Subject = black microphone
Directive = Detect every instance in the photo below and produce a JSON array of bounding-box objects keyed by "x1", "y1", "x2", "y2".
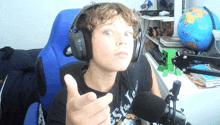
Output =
[{"x1": 132, "y1": 91, "x2": 191, "y2": 125}]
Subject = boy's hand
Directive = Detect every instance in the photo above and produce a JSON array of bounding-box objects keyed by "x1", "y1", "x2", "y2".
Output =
[{"x1": 65, "y1": 74, "x2": 113, "y2": 125}]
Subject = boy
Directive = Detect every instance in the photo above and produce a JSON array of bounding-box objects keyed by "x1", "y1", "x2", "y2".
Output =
[{"x1": 47, "y1": 2, "x2": 161, "y2": 125}]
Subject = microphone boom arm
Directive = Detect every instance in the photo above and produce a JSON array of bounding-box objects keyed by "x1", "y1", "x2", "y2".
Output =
[{"x1": 172, "y1": 53, "x2": 220, "y2": 77}]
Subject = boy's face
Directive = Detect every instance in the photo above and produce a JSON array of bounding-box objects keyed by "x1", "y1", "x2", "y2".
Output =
[{"x1": 91, "y1": 14, "x2": 134, "y2": 72}]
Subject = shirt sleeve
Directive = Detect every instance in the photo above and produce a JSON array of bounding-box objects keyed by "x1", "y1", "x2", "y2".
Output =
[
  {"x1": 47, "y1": 86, "x2": 67, "y2": 125},
  {"x1": 128, "y1": 55, "x2": 152, "y2": 92},
  {"x1": 138, "y1": 55, "x2": 153, "y2": 91}
]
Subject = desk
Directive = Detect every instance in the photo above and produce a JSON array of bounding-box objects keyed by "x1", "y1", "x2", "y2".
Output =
[{"x1": 145, "y1": 52, "x2": 220, "y2": 125}]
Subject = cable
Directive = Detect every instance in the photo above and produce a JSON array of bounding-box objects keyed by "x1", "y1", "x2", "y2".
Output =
[
  {"x1": 173, "y1": 101, "x2": 176, "y2": 123},
  {"x1": 0, "y1": 75, "x2": 8, "y2": 118},
  {"x1": 214, "y1": 38, "x2": 220, "y2": 54}
]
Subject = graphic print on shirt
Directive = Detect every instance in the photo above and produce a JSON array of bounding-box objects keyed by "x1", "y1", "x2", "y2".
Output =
[
  {"x1": 117, "y1": 114, "x2": 136, "y2": 125},
  {"x1": 110, "y1": 80, "x2": 138, "y2": 125}
]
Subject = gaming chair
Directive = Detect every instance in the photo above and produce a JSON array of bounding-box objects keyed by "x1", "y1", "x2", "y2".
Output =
[{"x1": 23, "y1": 9, "x2": 83, "y2": 125}]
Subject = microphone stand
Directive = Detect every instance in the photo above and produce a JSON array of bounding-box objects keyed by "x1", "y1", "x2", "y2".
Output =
[{"x1": 165, "y1": 80, "x2": 182, "y2": 125}]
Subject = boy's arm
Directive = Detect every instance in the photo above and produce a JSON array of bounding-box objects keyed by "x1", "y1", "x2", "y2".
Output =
[{"x1": 149, "y1": 62, "x2": 161, "y2": 98}]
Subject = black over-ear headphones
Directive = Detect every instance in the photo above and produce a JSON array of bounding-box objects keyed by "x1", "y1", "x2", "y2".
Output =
[{"x1": 68, "y1": 3, "x2": 144, "y2": 62}]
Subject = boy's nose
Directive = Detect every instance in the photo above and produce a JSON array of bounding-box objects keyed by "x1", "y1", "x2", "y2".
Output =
[
  {"x1": 116, "y1": 34, "x2": 127, "y2": 45},
  {"x1": 119, "y1": 40, "x2": 127, "y2": 45}
]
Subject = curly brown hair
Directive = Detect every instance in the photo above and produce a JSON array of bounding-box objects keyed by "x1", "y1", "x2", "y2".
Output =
[{"x1": 76, "y1": 2, "x2": 141, "y2": 40}]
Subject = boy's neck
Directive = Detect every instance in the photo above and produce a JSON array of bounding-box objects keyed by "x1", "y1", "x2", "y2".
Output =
[{"x1": 84, "y1": 60, "x2": 117, "y2": 93}]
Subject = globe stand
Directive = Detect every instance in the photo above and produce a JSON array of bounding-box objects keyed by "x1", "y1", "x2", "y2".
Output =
[{"x1": 210, "y1": 30, "x2": 220, "y2": 54}]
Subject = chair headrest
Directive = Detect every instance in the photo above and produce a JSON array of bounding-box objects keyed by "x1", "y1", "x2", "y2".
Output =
[{"x1": 35, "y1": 9, "x2": 81, "y2": 112}]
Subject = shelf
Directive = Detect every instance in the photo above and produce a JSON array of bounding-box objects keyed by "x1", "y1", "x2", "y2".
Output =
[
  {"x1": 160, "y1": 36, "x2": 185, "y2": 47},
  {"x1": 145, "y1": 34, "x2": 159, "y2": 45},
  {"x1": 145, "y1": 34, "x2": 187, "y2": 53},
  {"x1": 142, "y1": 15, "x2": 174, "y2": 22},
  {"x1": 158, "y1": 42, "x2": 186, "y2": 53}
]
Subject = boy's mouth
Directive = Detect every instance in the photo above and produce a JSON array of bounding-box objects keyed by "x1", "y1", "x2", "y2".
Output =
[
  {"x1": 115, "y1": 51, "x2": 128, "y2": 56},
  {"x1": 115, "y1": 51, "x2": 129, "y2": 58}
]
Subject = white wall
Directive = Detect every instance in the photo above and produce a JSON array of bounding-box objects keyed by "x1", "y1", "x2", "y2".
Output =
[
  {"x1": 0, "y1": 0, "x2": 147, "y2": 50},
  {"x1": 1, "y1": 0, "x2": 220, "y2": 50}
]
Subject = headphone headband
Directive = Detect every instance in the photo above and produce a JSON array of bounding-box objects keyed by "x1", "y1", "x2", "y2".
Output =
[{"x1": 69, "y1": 3, "x2": 108, "y2": 33}]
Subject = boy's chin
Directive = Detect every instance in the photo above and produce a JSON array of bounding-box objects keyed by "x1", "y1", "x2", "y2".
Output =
[
  {"x1": 113, "y1": 63, "x2": 130, "y2": 72},
  {"x1": 117, "y1": 68, "x2": 128, "y2": 72}
]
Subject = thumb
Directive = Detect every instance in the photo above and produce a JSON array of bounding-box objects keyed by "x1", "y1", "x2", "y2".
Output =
[{"x1": 65, "y1": 74, "x2": 80, "y2": 100}]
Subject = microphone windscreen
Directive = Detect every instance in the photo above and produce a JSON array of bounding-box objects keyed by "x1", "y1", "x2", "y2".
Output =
[{"x1": 132, "y1": 91, "x2": 167, "y2": 122}]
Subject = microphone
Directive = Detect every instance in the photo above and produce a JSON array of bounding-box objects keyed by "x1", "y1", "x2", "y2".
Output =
[{"x1": 132, "y1": 91, "x2": 191, "y2": 125}]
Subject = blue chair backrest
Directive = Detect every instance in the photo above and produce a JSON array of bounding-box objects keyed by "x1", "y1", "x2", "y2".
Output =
[{"x1": 35, "y1": 9, "x2": 81, "y2": 113}]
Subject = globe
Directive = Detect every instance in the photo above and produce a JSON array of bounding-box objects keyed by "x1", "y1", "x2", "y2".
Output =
[{"x1": 177, "y1": 6, "x2": 220, "y2": 51}]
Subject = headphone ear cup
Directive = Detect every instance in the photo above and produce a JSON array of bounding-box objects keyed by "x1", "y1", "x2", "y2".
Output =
[
  {"x1": 81, "y1": 29, "x2": 93, "y2": 61},
  {"x1": 131, "y1": 39, "x2": 140, "y2": 62},
  {"x1": 69, "y1": 30, "x2": 86, "y2": 60},
  {"x1": 132, "y1": 28, "x2": 144, "y2": 62}
]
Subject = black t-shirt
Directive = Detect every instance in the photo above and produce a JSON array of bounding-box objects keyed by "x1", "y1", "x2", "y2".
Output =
[{"x1": 47, "y1": 55, "x2": 152, "y2": 125}]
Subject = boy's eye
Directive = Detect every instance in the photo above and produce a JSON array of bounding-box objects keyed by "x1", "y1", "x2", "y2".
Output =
[
  {"x1": 104, "y1": 30, "x2": 113, "y2": 35},
  {"x1": 124, "y1": 32, "x2": 132, "y2": 37}
]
